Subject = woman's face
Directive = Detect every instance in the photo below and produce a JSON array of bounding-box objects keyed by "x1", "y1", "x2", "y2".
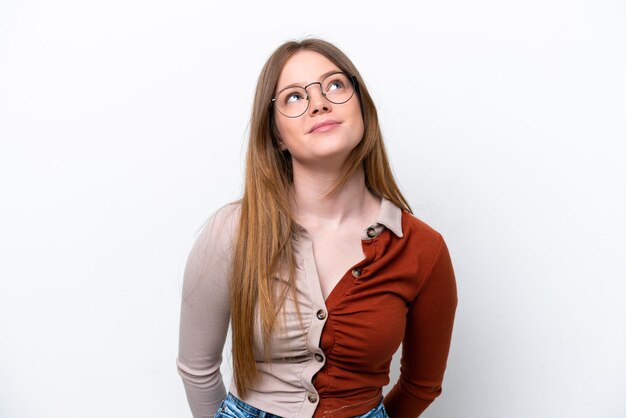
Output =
[{"x1": 272, "y1": 50, "x2": 364, "y2": 169}]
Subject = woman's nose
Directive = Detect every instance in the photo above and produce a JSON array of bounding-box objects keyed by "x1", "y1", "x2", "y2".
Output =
[{"x1": 306, "y1": 83, "x2": 332, "y2": 116}]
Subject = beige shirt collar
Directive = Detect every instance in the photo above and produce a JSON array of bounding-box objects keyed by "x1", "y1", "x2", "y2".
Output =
[{"x1": 377, "y1": 197, "x2": 404, "y2": 239}]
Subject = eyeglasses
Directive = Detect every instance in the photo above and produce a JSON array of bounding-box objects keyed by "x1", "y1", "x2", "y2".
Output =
[{"x1": 271, "y1": 71, "x2": 357, "y2": 118}]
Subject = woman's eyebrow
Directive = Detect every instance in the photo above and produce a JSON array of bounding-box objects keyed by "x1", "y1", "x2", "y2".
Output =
[{"x1": 276, "y1": 70, "x2": 341, "y2": 93}]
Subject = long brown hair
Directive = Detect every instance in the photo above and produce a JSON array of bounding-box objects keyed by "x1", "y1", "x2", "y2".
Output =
[{"x1": 230, "y1": 38, "x2": 411, "y2": 396}]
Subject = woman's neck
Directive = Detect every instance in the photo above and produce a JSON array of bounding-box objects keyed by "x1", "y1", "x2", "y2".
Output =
[{"x1": 290, "y1": 163, "x2": 379, "y2": 229}]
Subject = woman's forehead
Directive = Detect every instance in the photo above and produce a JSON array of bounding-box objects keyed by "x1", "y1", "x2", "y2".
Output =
[{"x1": 276, "y1": 50, "x2": 341, "y2": 90}]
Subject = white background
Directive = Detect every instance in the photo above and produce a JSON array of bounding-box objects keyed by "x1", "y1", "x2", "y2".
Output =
[{"x1": 1, "y1": 1, "x2": 625, "y2": 417}]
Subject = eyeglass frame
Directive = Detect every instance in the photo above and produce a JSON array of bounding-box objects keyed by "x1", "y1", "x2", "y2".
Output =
[{"x1": 270, "y1": 71, "x2": 359, "y2": 118}]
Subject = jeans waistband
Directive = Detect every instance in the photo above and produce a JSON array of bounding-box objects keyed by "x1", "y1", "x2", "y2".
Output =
[
  {"x1": 221, "y1": 393, "x2": 281, "y2": 417},
  {"x1": 219, "y1": 392, "x2": 387, "y2": 418}
]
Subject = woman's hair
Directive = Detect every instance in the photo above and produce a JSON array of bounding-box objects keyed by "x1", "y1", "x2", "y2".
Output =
[{"x1": 230, "y1": 38, "x2": 412, "y2": 396}]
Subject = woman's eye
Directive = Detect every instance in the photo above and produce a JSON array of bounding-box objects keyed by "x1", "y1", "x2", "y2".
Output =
[
  {"x1": 327, "y1": 80, "x2": 344, "y2": 91},
  {"x1": 285, "y1": 92, "x2": 304, "y2": 104}
]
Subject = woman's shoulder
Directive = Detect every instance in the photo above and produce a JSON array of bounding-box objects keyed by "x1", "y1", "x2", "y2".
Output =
[
  {"x1": 400, "y1": 211, "x2": 454, "y2": 275},
  {"x1": 193, "y1": 200, "x2": 242, "y2": 255},
  {"x1": 206, "y1": 200, "x2": 242, "y2": 227},
  {"x1": 400, "y1": 210, "x2": 446, "y2": 247}
]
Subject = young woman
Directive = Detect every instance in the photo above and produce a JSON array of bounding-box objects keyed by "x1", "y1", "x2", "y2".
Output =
[{"x1": 177, "y1": 38, "x2": 458, "y2": 418}]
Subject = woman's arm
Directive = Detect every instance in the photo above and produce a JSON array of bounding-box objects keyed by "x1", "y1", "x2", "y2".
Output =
[
  {"x1": 177, "y1": 204, "x2": 239, "y2": 418},
  {"x1": 384, "y1": 236, "x2": 458, "y2": 418}
]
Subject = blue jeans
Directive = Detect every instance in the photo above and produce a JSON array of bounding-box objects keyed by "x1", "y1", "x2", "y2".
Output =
[{"x1": 215, "y1": 392, "x2": 389, "y2": 418}]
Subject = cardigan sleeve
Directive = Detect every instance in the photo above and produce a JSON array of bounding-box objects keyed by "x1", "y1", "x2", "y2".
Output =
[
  {"x1": 176, "y1": 203, "x2": 239, "y2": 418},
  {"x1": 384, "y1": 235, "x2": 458, "y2": 418}
]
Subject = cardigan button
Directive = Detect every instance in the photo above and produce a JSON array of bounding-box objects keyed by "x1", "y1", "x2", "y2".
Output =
[
  {"x1": 366, "y1": 227, "x2": 377, "y2": 238},
  {"x1": 316, "y1": 309, "x2": 327, "y2": 320},
  {"x1": 307, "y1": 392, "x2": 318, "y2": 403},
  {"x1": 351, "y1": 268, "x2": 361, "y2": 278},
  {"x1": 314, "y1": 353, "x2": 324, "y2": 362}
]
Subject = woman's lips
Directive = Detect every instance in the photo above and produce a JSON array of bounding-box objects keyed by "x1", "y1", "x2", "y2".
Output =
[{"x1": 308, "y1": 121, "x2": 340, "y2": 134}]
